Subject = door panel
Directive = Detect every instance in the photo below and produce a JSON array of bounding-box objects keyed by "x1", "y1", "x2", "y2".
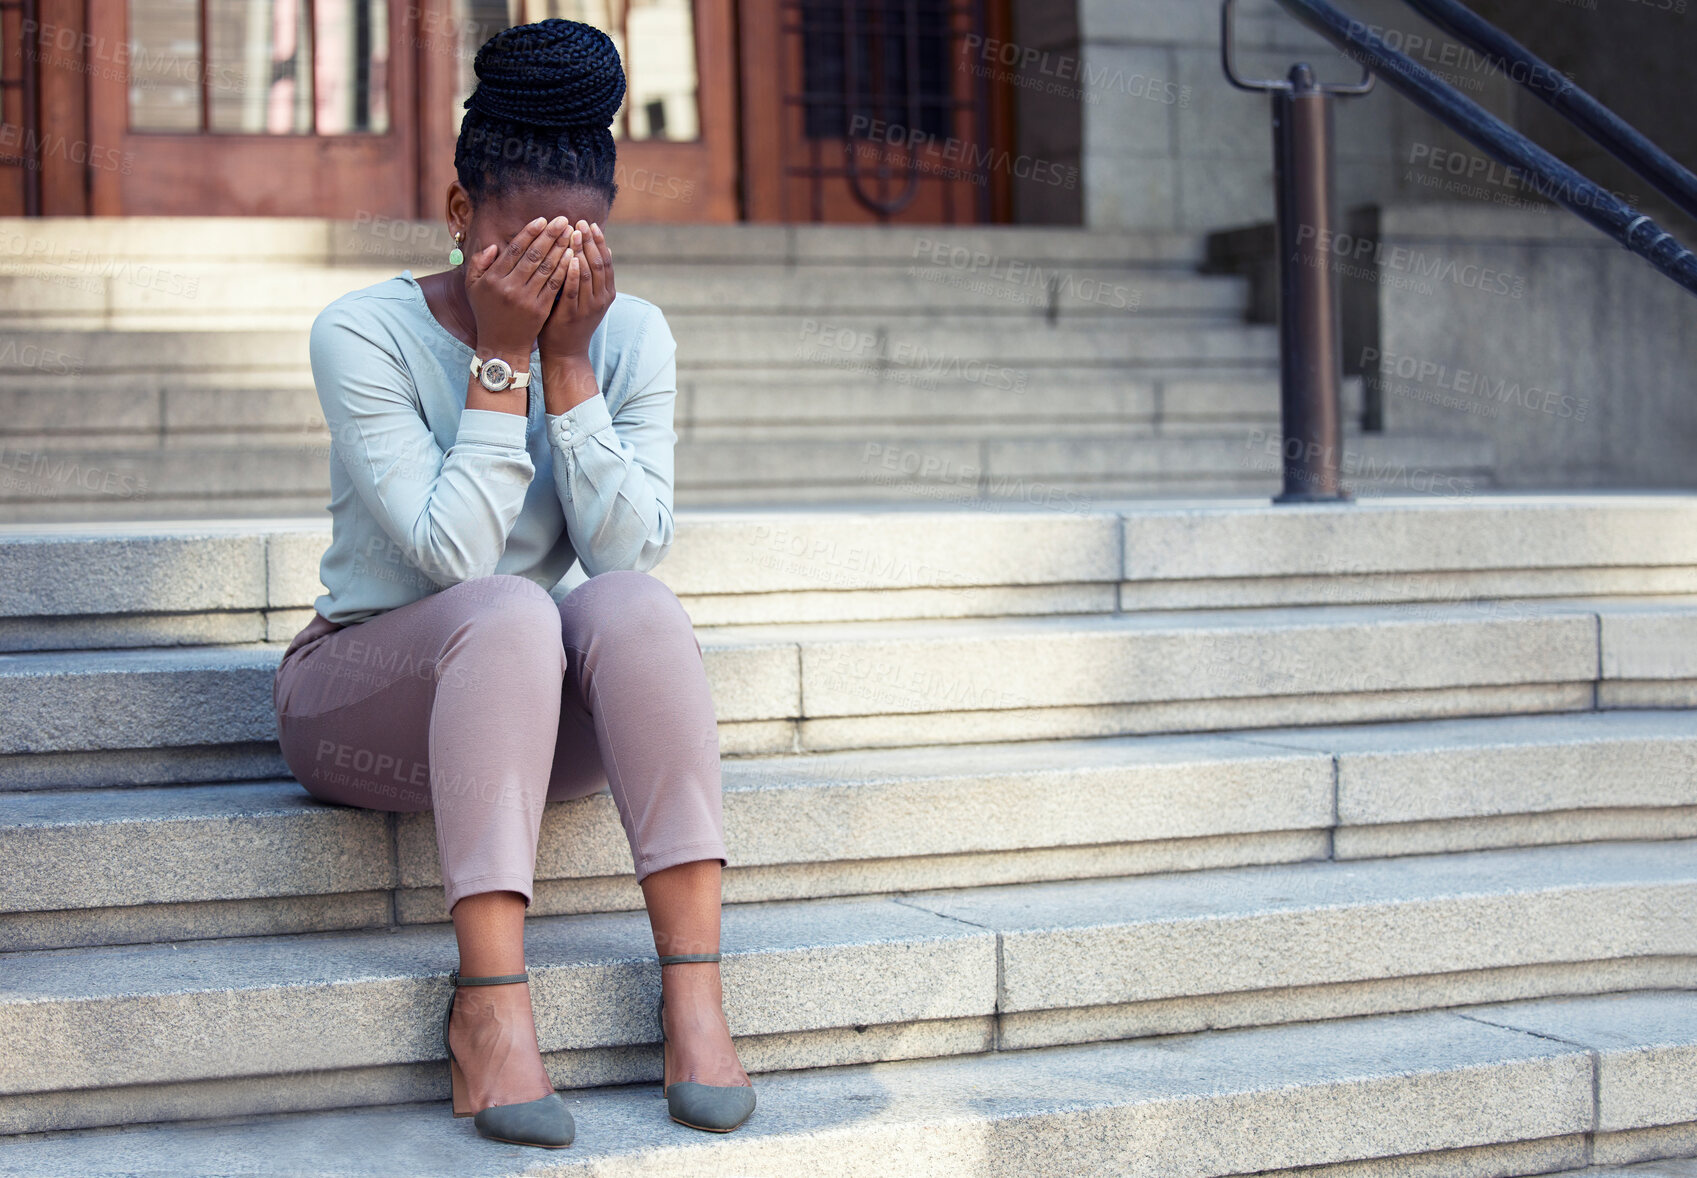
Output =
[
  {"x1": 89, "y1": 0, "x2": 416, "y2": 217},
  {"x1": 740, "y1": 0, "x2": 1009, "y2": 223}
]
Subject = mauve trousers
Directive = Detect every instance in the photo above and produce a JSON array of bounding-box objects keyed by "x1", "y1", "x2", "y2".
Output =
[{"x1": 272, "y1": 570, "x2": 727, "y2": 913}]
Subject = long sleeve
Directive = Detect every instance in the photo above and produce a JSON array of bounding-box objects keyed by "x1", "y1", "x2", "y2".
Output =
[
  {"x1": 309, "y1": 303, "x2": 535, "y2": 587},
  {"x1": 544, "y1": 305, "x2": 677, "y2": 576}
]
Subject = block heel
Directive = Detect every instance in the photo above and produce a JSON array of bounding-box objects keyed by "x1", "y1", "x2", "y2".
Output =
[
  {"x1": 442, "y1": 968, "x2": 575, "y2": 1148},
  {"x1": 657, "y1": 952, "x2": 756, "y2": 1133}
]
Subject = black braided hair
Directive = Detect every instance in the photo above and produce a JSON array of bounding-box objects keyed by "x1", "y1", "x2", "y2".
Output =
[{"x1": 454, "y1": 18, "x2": 626, "y2": 206}]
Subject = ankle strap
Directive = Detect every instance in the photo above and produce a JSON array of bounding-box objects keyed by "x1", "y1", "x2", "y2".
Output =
[
  {"x1": 658, "y1": 953, "x2": 720, "y2": 965},
  {"x1": 451, "y1": 969, "x2": 529, "y2": 985}
]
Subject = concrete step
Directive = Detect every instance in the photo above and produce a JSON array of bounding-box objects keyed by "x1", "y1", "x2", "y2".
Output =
[
  {"x1": 0, "y1": 217, "x2": 1212, "y2": 268},
  {"x1": 664, "y1": 429, "x2": 1488, "y2": 498},
  {"x1": 2, "y1": 989, "x2": 1694, "y2": 1173},
  {"x1": 6, "y1": 497, "x2": 1694, "y2": 644},
  {"x1": 0, "y1": 318, "x2": 1279, "y2": 378},
  {"x1": 677, "y1": 373, "x2": 1359, "y2": 440},
  {"x1": 676, "y1": 315, "x2": 1282, "y2": 368},
  {"x1": 4, "y1": 711, "x2": 1693, "y2": 952},
  {"x1": 0, "y1": 265, "x2": 1250, "y2": 330},
  {"x1": 3, "y1": 841, "x2": 1695, "y2": 1135},
  {"x1": 1, "y1": 370, "x2": 1353, "y2": 448},
  {"x1": 0, "y1": 430, "x2": 1491, "y2": 521},
  {"x1": 6, "y1": 370, "x2": 1350, "y2": 448},
  {"x1": 5, "y1": 595, "x2": 1680, "y2": 782}
]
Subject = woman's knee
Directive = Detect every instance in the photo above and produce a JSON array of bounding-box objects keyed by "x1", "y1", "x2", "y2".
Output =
[
  {"x1": 442, "y1": 575, "x2": 566, "y2": 646},
  {"x1": 560, "y1": 569, "x2": 694, "y2": 647}
]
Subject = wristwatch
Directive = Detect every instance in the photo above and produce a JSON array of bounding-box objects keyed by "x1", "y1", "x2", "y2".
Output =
[{"x1": 469, "y1": 354, "x2": 532, "y2": 393}]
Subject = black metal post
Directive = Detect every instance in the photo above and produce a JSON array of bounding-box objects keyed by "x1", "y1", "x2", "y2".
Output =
[
  {"x1": 1272, "y1": 63, "x2": 1348, "y2": 502},
  {"x1": 1222, "y1": 0, "x2": 1369, "y2": 504}
]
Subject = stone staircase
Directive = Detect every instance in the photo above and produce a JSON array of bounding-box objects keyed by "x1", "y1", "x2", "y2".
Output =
[
  {"x1": 2, "y1": 492, "x2": 1696, "y2": 1174},
  {"x1": 0, "y1": 218, "x2": 1492, "y2": 520}
]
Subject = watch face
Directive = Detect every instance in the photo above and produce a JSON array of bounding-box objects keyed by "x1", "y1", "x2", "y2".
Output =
[{"x1": 478, "y1": 357, "x2": 513, "y2": 391}]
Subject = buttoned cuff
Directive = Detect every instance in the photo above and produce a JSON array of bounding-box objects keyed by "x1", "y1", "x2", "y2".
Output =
[
  {"x1": 546, "y1": 391, "x2": 614, "y2": 450},
  {"x1": 454, "y1": 407, "x2": 529, "y2": 450}
]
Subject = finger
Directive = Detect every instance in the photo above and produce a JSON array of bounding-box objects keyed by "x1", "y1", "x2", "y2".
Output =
[
  {"x1": 494, "y1": 215, "x2": 550, "y2": 279},
  {"x1": 593, "y1": 223, "x2": 615, "y2": 301},
  {"x1": 536, "y1": 233, "x2": 571, "y2": 293},
  {"x1": 561, "y1": 251, "x2": 583, "y2": 306},
  {"x1": 566, "y1": 227, "x2": 588, "y2": 312},
  {"x1": 537, "y1": 236, "x2": 572, "y2": 302},
  {"x1": 514, "y1": 216, "x2": 570, "y2": 287},
  {"x1": 579, "y1": 222, "x2": 608, "y2": 302},
  {"x1": 464, "y1": 241, "x2": 501, "y2": 283},
  {"x1": 525, "y1": 220, "x2": 573, "y2": 296}
]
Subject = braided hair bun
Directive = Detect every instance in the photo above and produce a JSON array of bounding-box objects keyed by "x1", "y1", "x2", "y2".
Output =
[
  {"x1": 465, "y1": 19, "x2": 625, "y2": 128},
  {"x1": 455, "y1": 18, "x2": 626, "y2": 204}
]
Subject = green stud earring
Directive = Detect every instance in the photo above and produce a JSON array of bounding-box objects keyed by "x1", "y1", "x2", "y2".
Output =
[{"x1": 448, "y1": 230, "x2": 464, "y2": 266}]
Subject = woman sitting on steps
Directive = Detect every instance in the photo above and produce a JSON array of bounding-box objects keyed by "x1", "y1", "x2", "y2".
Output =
[{"x1": 270, "y1": 16, "x2": 753, "y2": 1150}]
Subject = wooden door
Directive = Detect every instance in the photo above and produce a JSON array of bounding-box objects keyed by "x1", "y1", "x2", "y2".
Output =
[
  {"x1": 0, "y1": 0, "x2": 93, "y2": 215},
  {"x1": 86, "y1": 1, "x2": 419, "y2": 218},
  {"x1": 415, "y1": 0, "x2": 739, "y2": 224},
  {"x1": 739, "y1": 0, "x2": 1011, "y2": 223}
]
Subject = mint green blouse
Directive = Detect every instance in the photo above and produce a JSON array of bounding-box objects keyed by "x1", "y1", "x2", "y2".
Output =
[{"x1": 306, "y1": 269, "x2": 678, "y2": 625}]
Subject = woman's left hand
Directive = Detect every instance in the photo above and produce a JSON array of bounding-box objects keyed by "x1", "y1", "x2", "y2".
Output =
[{"x1": 539, "y1": 220, "x2": 616, "y2": 361}]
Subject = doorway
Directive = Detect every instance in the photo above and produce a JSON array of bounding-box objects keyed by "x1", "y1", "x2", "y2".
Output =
[
  {"x1": 60, "y1": 0, "x2": 737, "y2": 220},
  {"x1": 738, "y1": 0, "x2": 1012, "y2": 222}
]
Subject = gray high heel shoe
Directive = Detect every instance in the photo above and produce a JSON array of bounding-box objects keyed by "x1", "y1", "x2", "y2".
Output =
[
  {"x1": 657, "y1": 952, "x2": 756, "y2": 1132},
  {"x1": 443, "y1": 969, "x2": 575, "y2": 1148}
]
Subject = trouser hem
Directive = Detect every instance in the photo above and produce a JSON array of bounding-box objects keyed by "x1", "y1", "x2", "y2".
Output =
[
  {"x1": 445, "y1": 873, "x2": 536, "y2": 914},
  {"x1": 632, "y1": 840, "x2": 731, "y2": 885}
]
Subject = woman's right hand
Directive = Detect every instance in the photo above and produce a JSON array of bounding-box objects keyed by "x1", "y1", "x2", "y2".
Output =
[{"x1": 463, "y1": 215, "x2": 574, "y2": 357}]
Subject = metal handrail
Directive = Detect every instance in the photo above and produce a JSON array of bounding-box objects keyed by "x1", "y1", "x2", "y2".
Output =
[
  {"x1": 1222, "y1": 0, "x2": 1373, "y2": 95},
  {"x1": 1401, "y1": 0, "x2": 1697, "y2": 224},
  {"x1": 1271, "y1": 0, "x2": 1697, "y2": 297}
]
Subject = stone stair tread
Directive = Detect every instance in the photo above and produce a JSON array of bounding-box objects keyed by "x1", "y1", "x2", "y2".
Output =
[
  {"x1": 0, "y1": 889, "x2": 985, "y2": 1004},
  {"x1": 6, "y1": 596, "x2": 1684, "y2": 758},
  {"x1": 910, "y1": 835, "x2": 1697, "y2": 925},
  {"x1": 0, "y1": 219, "x2": 1212, "y2": 266},
  {"x1": 692, "y1": 593, "x2": 1635, "y2": 642},
  {"x1": 0, "y1": 777, "x2": 321, "y2": 828},
  {"x1": 0, "y1": 594, "x2": 1652, "y2": 664},
  {"x1": 5, "y1": 496, "x2": 1696, "y2": 614},
  {"x1": 4, "y1": 836, "x2": 1692, "y2": 1025},
  {"x1": 4, "y1": 709, "x2": 1692, "y2": 927},
  {"x1": 0, "y1": 989, "x2": 1691, "y2": 1176}
]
